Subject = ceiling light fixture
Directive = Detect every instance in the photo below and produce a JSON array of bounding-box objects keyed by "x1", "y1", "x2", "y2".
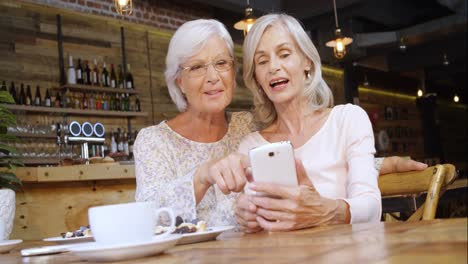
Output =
[
  {"x1": 453, "y1": 94, "x2": 459, "y2": 103},
  {"x1": 326, "y1": 0, "x2": 353, "y2": 59},
  {"x1": 443, "y1": 53, "x2": 450, "y2": 66},
  {"x1": 114, "y1": 0, "x2": 133, "y2": 16},
  {"x1": 417, "y1": 89, "x2": 423, "y2": 97},
  {"x1": 399, "y1": 37, "x2": 407, "y2": 51},
  {"x1": 363, "y1": 73, "x2": 370, "y2": 86},
  {"x1": 234, "y1": 0, "x2": 256, "y2": 36}
]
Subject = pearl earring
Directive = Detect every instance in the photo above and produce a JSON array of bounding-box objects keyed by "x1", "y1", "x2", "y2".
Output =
[{"x1": 305, "y1": 67, "x2": 311, "y2": 79}]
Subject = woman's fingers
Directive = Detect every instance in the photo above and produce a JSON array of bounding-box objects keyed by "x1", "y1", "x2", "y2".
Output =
[
  {"x1": 207, "y1": 154, "x2": 251, "y2": 194},
  {"x1": 256, "y1": 216, "x2": 293, "y2": 232},
  {"x1": 230, "y1": 158, "x2": 247, "y2": 192},
  {"x1": 256, "y1": 208, "x2": 294, "y2": 222},
  {"x1": 250, "y1": 195, "x2": 298, "y2": 212},
  {"x1": 235, "y1": 194, "x2": 263, "y2": 233}
]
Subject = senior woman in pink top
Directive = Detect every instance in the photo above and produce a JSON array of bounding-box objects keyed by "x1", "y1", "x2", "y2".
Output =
[{"x1": 210, "y1": 14, "x2": 384, "y2": 232}]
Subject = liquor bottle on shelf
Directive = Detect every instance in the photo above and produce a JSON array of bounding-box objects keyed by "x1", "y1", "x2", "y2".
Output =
[
  {"x1": 110, "y1": 129, "x2": 117, "y2": 154},
  {"x1": 122, "y1": 93, "x2": 129, "y2": 111},
  {"x1": 26, "y1": 85, "x2": 32, "y2": 106},
  {"x1": 128, "y1": 130, "x2": 134, "y2": 160},
  {"x1": 89, "y1": 93, "x2": 95, "y2": 110},
  {"x1": 95, "y1": 93, "x2": 102, "y2": 110},
  {"x1": 126, "y1": 64, "x2": 134, "y2": 89},
  {"x1": 73, "y1": 93, "x2": 81, "y2": 109},
  {"x1": 76, "y1": 58, "x2": 83, "y2": 84},
  {"x1": 9, "y1": 82, "x2": 17, "y2": 104},
  {"x1": 110, "y1": 64, "x2": 117, "y2": 88},
  {"x1": 18, "y1": 84, "x2": 26, "y2": 105},
  {"x1": 117, "y1": 128, "x2": 123, "y2": 152},
  {"x1": 92, "y1": 58, "x2": 100, "y2": 86},
  {"x1": 115, "y1": 93, "x2": 121, "y2": 111},
  {"x1": 84, "y1": 61, "x2": 92, "y2": 85},
  {"x1": 101, "y1": 93, "x2": 108, "y2": 110},
  {"x1": 102, "y1": 62, "x2": 109, "y2": 87},
  {"x1": 123, "y1": 130, "x2": 129, "y2": 155},
  {"x1": 64, "y1": 89, "x2": 71, "y2": 108},
  {"x1": 117, "y1": 65, "x2": 124, "y2": 89},
  {"x1": 45, "y1": 88, "x2": 51, "y2": 107},
  {"x1": 34, "y1": 85, "x2": 42, "y2": 106},
  {"x1": 54, "y1": 91, "x2": 62, "y2": 108},
  {"x1": 109, "y1": 93, "x2": 115, "y2": 111},
  {"x1": 135, "y1": 96, "x2": 141, "y2": 112},
  {"x1": 67, "y1": 54, "x2": 76, "y2": 85},
  {"x1": 1, "y1": 81, "x2": 6, "y2": 91},
  {"x1": 82, "y1": 92, "x2": 88, "y2": 109}
]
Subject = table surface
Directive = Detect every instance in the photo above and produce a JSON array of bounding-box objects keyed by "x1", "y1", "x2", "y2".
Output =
[{"x1": 1, "y1": 218, "x2": 466, "y2": 264}]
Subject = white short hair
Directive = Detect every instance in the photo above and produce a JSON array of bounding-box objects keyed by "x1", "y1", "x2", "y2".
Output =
[
  {"x1": 243, "y1": 14, "x2": 334, "y2": 126},
  {"x1": 165, "y1": 19, "x2": 235, "y2": 112}
]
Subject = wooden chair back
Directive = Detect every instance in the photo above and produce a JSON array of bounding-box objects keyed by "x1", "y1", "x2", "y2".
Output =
[{"x1": 378, "y1": 164, "x2": 457, "y2": 221}]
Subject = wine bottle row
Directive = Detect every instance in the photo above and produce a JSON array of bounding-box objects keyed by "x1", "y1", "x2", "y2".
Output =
[
  {"x1": 109, "y1": 127, "x2": 138, "y2": 159},
  {"x1": 1, "y1": 80, "x2": 141, "y2": 112},
  {"x1": 67, "y1": 55, "x2": 135, "y2": 89}
]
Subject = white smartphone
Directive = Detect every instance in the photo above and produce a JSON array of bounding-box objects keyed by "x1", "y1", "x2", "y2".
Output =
[{"x1": 249, "y1": 141, "x2": 298, "y2": 188}]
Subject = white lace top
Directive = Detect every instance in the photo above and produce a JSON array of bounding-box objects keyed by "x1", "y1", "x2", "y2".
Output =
[{"x1": 134, "y1": 112, "x2": 256, "y2": 226}]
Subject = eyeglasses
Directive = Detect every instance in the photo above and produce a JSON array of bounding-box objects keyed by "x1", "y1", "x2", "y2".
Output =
[{"x1": 179, "y1": 58, "x2": 234, "y2": 77}]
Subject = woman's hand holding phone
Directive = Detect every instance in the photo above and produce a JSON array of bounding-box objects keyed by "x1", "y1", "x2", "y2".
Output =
[{"x1": 247, "y1": 159, "x2": 351, "y2": 231}]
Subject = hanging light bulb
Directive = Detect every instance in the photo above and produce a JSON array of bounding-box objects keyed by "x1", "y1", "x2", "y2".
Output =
[
  {"x1": 234, "y1": 0, "x2": 256, "y2": 36},
  {"x1": 417, "y1": 89, "x2": 423, "y2": 97},
  {"x1": 363, "y1": 73, "x2": 370, "y2": 87},
  {"x1": 453, "y1": 94, "x2": 459, "y2": 103},
  {"x1": 399, "y1": 37, "x2": 407, "y2": 51},
  {"x1": 326, "y1": 0, "x2": 353, "y2": 59},
  {"x1": 114, "y1": 0, "x2": 133, "y2": 15},
  {"x1": 443, "y1": 53, "x2": 450, "y2": 66}
]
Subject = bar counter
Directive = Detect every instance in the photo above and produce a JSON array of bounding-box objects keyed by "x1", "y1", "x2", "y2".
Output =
[{"x1": 11, "y1": 163, "x2": 136, "y2": 240}]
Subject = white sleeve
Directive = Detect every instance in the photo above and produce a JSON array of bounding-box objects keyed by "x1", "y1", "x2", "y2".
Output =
[
  {"x1": 134, "y1": 128, "x2": 197, "y2": 222},
  {"x1": 342, "y1": 105, "x2": 382, "y2": 223}
]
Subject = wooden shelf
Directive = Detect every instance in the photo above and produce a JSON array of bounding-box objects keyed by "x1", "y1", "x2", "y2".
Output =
[
  {"x1": 9, "y1": 132, "x2": 56, "y2": 139},
  {"x1": 57, "y1": 84, "x2": 139, "y2": 95},
  {"x1": 1, "y1": 104, "x2": 148, "y2": 117},
  {"x1": 20, "y1": 158, "x2": 60, "y2": 165},
  {"x1": 14, "y1": 163, "x2": 135, "y2": 182}
]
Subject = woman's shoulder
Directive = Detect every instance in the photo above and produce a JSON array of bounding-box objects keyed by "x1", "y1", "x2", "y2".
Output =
[
  {"x1": 331, "y1": 104, "x2": 369, "y2": 121},
  {"x1": 135, "y1": 121, "x2": 174, "y2": 147}
]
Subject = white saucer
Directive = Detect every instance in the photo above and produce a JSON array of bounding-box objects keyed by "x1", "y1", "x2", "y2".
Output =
[
  {"x1": 0, "y1": 239, "x2": 23, "y2": 254},
  {"x1": 43, "y1": 235, "x2": 95, "y2": 244},
  {"x1": 177, "y1": 226, "x2": 234, "y2": 245},
  {"x1": 68, "y1": 235, "x2": 181, "y2": 262}
]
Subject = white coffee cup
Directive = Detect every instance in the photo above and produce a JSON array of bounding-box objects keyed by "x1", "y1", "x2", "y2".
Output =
[
  {"x1": 0, "y1": 218, "x2": 5, "y2": 241},
  {"x1": 88, "y1": 202, "x2": 175, "y2": 245}
]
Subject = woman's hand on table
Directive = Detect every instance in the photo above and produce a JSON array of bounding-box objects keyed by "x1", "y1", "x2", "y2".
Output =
[{"x1": 248, "y1": 159, "x2": 350, "y2": 232}]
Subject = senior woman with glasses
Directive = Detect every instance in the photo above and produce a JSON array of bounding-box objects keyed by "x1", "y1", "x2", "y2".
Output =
[
  {"x1": 133, "y1": 18, "x2": 427, "y2": 228},
  {"x1": 134, "y1": 19, "x2": 256, "y2": 226}
]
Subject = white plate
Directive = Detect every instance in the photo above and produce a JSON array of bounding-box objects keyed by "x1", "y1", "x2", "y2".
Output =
[
  {"x1": 176, "y1": 226, "x2": 234, "y2": 245},
  {"x1": 43, "y1": 235, "x2": 95, "y2": 244},
  {"x1": 0, "y1": 239, "x2": 23, "y2": 253},
  {"x1": 68, "y1": 235, "x2": 181, "y2": 262}
]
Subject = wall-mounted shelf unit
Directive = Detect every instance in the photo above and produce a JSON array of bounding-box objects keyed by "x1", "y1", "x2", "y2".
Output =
[{"x1": 1, "y1": 104, "x2": 148, "y2": 117}]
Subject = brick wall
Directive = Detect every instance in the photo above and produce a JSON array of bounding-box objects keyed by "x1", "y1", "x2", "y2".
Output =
[{"x1": 23, "y1": 0, "x2": 214, "y2": 30}]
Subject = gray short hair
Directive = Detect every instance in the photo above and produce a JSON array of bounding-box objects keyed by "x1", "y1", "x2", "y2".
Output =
[
  {"x1": 243, "y1": 14, "x2": 334, "y2": 126},
  {"x1": 165, "y1": 19, "x2": 235, "y2": 112}
]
